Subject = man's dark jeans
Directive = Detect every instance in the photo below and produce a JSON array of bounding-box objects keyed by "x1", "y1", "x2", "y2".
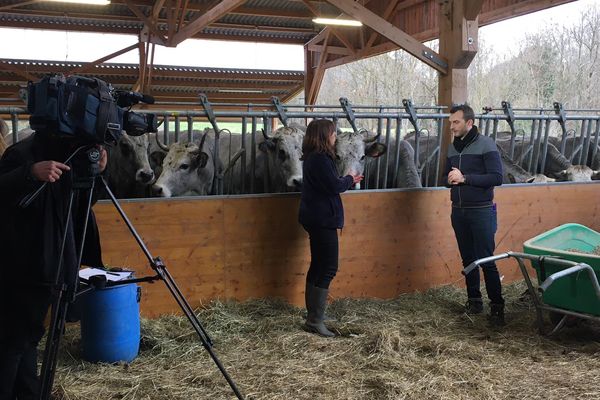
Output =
[{"x1": 451, "y1": 206, "x2": 504, "y2": 305}]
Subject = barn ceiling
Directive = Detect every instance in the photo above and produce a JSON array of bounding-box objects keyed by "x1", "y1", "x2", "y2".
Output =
[{"x1": 0, "y1": 0, "x2": 577, "y2": 111}]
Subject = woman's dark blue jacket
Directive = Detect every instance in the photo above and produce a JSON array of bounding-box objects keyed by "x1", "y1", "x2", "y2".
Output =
[{"x1": 298, "y1": 152, "x2": 353, "y2": 229}]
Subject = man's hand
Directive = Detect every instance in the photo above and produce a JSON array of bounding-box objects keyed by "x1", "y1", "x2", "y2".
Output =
[
  {"x1": 30, "y1": 161, "x2": 70, "y2": 182},
  {"x1": 448, "y1": 167, "x2": 466, "y2": 185},
  {"x1": 98, "y1": 145, "x2": 107, "y2": 173}
]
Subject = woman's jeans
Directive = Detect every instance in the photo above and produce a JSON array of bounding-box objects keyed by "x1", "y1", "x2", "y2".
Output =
[
  {"x1": 303, "y1": 225, "x2": 339, "y2": 289},
  {"x1": 451, "y1": 206, "x2": 504, "y2": 305}
]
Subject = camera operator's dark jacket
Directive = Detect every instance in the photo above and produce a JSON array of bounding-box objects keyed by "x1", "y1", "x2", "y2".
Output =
[
  {"x1": 0, "y1": 134, "x2": 103, "y2": 286},
  {"x1": 299, "y1": 152, "x2": 354, "y2": 229}
]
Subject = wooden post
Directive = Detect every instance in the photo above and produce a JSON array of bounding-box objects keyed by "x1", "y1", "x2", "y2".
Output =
[{"x1": 437, "y1": 0, "x2": 481, "y2": 185}]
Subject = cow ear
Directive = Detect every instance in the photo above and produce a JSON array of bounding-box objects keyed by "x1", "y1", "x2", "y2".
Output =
[
  {"x1": 197, "y1": 152, "x2": 209, "y2": 169},
  {"x1": 507, "y1": 173, "x2": 517, "y2": 183},
  {"x1": 366, "y1": 142, "x2": 387, "y2": 158}
]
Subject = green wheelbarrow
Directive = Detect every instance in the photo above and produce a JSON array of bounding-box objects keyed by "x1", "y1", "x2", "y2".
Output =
[{"x1": 463, "y1": 224, "x2": 600, "y2": 335}]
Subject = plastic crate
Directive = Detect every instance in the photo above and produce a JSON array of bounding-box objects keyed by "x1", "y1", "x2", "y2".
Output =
[{"x1": 523, "y1": 223, "x2": 600, "y2": 316}]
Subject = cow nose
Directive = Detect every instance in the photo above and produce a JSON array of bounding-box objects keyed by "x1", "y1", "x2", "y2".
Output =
[
  {"x1": 139, "y1": 170, "x2": 154, "y2": 183},
  {"x1": 293, "y1": 178, "x2": 302, "y2": 188},
  {"x1": 151, "y1": 185, "x2": 164, "y2": 197}
]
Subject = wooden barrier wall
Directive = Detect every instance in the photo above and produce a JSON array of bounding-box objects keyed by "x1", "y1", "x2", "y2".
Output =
[{"x1": 94, "y1": 182, "x2": 600, "y2": 318}]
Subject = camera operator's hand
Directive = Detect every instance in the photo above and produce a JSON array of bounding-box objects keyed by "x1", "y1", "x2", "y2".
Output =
[
  {"x1": 97, "y1": 145, "x2": 107, "y2": 173},
  {"x1": 30, "y1": 161, "x2": 70, "y2": 183}
]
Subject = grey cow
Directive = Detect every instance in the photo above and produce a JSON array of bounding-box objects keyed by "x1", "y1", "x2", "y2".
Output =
[
  {"x1": 105, "y1": 133, "x2": 155, "y2": 198},
  {"x1": 335, "y1": 130, "x2": 387, "y2": 188},
  {"x1": 152, "y1": 130, "x2": 225, "y2": 197},
  {"x1": 258, "y1": 125, "x2": 304, "y2": 192}
]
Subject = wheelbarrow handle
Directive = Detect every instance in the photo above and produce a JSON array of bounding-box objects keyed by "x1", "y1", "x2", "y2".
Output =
[
  {"x1": 462, "y1": 253, "x2": 511, "y2": 275},
  {"x1": 539, "y1": 263, "x2": 600, "y2": 299}
]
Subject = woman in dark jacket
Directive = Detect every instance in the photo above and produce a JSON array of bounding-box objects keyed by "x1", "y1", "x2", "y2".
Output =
[{"x1": 299, "y1": 119, "x2": 362, "y2": 337}]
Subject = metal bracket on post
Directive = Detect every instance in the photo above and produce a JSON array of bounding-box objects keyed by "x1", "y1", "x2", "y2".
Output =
[
  {"x1": 502, "y1": 101, "x2": 518, "y2": 159},
  {"x1": 339, "y1": 97, "x2": 358, "y2": 133},
  {"x1": 198, "y1": 93, "x2": 222, "y2": 194},
  {"x1": 403, "y1": 99, "x2": 421, "y2": 168},
  {"x1": 402, "y1": 99, "x2": 419, "y2": 133},
  {"x1": 554, "y1": 102, "x2": 568, "y2": 154},
  {"x1": 199, "y1": 93, "x2": 220, "y2": 133},
  {"x1": 271, "y1": 97, "x2": 288, "y2": 127}
]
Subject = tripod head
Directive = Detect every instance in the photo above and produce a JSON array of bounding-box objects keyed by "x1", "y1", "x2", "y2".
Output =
[{"x1": 72, "y1": 146, "x2": 102, "y2": 189}]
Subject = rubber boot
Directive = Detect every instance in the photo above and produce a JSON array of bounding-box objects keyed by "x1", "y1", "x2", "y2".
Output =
[
  {"x1": 488, "y1": 303, "x2": 505, "y2": 326},
  {"x1": 305, "y1": 284, "x2": 335, "y2": 337},
  {"x1": 305, "y1": 281, "x2": 336, "y2": 322},
  {"x1": 465, "y1": 298, "x2": 483, "y2": 314}
]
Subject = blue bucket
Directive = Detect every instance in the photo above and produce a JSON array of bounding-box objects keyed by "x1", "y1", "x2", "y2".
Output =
[{"x1": 80, "y1": 283, "x2": 141, "y2": 363}]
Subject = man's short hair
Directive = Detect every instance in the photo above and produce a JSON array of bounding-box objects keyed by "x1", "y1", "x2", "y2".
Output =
[{"x1": 450, "y1": 104, "x2": 475, "y2": 123}]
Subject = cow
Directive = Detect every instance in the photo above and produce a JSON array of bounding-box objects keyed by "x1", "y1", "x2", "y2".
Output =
[
  {"x1": 548, "y1": 136, "x2": 600, "y2": 169},
  {"x1": 105, "y1": 133, "x2": 155, "y2": 198},
  {"x1": 364, "y1": 138, "x2": 421, "y2": 189},
  {"x1": 335, "y1": 129, "x2": 387, "y2": 189},
  {"x1": 498, "y1": 145, "x2": 555, "y2": 183},
  {"x1": 258, "y1": 125, "x2": 304, "y2": 192},
  {"x1": 151, "y1": 130, "x2": 229, "y2": 197},
  {"x1": 553, "y1": 165, "x2": 600, "y2": 182}
]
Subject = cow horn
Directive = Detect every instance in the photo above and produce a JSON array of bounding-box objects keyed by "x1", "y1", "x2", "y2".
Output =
[
  {"x1": 261, "y1": 128, "x2": 273, "y2": 141},
  {"x1": 361, "y1": 129, "x2": 381, "y2": 143},
  {"x1": 155, "y1": 133, "x2": 170, "y2": 152},
  {"x1": 199, "y1": 131, "x2": 208, "y2": 152}
]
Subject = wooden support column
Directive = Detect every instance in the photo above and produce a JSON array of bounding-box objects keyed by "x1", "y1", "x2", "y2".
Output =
[{"x1": 437, "y1": 0, "x2": 482, "y2": 185}]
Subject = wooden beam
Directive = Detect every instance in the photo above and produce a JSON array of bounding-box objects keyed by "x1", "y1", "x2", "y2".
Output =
[
  {"x1": 465, "y1": 0, "x2": 484, "y2": 20},
  {"x1": 330, "y1": 28, "x2": 357, "y2": 56},
  {"x1": 324, "y1": 0, "x2": 447, "y2": 74},
  {"x1": 437, "y1": 0, "x2": 477, "y2": 186},
  {"x1": 169, "y1": 0, "x2": 246, "y2": 47},
  {"x1": 124, "y1": 0, "x2": 168, "y2": 44},
  {"x1": 307, "y1": 44, "x2": 352, "y2": 56},
  {"x1": 68, "y1": 43, "x2": 139, "y2": 75},
  {"x1": 365, "y1": 0, "x2": 400, "y2": 49}
]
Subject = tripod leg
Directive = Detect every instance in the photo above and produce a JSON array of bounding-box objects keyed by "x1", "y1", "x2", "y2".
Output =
[
  {"x1": 99, "y1": 177, "x2": 245, "y2": 400},
  {"x1": 39, "y1": 181, "x2": 96, "y2": 400}
]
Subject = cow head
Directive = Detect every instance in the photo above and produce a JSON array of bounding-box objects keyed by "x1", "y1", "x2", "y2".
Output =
[
  {"x1": 554, "y1": 165, "x2": 599, "y2": 182},
  {"x1": 259, "y1": 126, "x2": 304, "y2": 191},
  {"x1": 335, "y1": 129, "x2": 387, "y2": 177},
  {"x1": 113, "y1": 134, "x2": 155, "y2": 185},
  {"x1": 151, "y1": 132, "x2": 218, "y2": 197},
  {"x1": 524, "y1": 174, "x2": 556, "y2": 183}
]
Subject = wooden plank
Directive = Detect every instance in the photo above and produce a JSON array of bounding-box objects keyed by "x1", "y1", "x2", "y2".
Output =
[{"x1": 94, "y1": 183, "x2": 600, "y2": 317}]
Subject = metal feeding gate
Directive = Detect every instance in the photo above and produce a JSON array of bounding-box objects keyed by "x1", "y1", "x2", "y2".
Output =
[{"x1": 2, "y1": 97, "x2": 600, "y2": 195}]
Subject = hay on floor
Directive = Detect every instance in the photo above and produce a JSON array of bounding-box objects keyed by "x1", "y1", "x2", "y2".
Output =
[{"x1": 50, "y1": 281, "x2": 600, "y2": 400}]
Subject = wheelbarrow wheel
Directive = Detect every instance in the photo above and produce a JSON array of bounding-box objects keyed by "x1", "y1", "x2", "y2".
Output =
[{"x1": 549, "y1": 312, "x2": 579, "y2": 328}]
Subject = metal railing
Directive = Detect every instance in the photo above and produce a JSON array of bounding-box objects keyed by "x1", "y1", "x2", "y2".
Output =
[{"x1": 2, "y1": 98, "x2": 600, "y2": 194}]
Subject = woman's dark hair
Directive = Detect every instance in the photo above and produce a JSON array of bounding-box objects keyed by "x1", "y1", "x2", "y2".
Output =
[{"x1": 301, "y1": 119, "x2": 336, "y2": 160}]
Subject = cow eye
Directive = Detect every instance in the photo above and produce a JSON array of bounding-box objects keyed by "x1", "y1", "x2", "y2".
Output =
[
  {"x1": 336, "y1": 154, "x2": 341, "y2": 160},
  {"x1": 278, "y1": 149, "x2": 286, "y2": 161},
  {"x1": 360, "y1": 155, "x2": 366, "y2": 161},
  {"x1": 179, "y1": 163, "x2": 189, "y2": 170}
]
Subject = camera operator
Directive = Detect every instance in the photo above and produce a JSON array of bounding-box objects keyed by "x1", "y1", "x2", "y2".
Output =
[{"x1": 0, "y1": 132, "x2": 106, "y2": 400}]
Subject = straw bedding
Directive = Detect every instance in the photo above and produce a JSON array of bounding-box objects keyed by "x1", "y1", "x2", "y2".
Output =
[{"x1": 49, "y1": 281, "x2": 600, "y2": 399}]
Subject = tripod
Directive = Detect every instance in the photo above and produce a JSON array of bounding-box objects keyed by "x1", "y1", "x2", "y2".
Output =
[{"x1": 20, "y1": 145, "x2": 244, "y2": 400}]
